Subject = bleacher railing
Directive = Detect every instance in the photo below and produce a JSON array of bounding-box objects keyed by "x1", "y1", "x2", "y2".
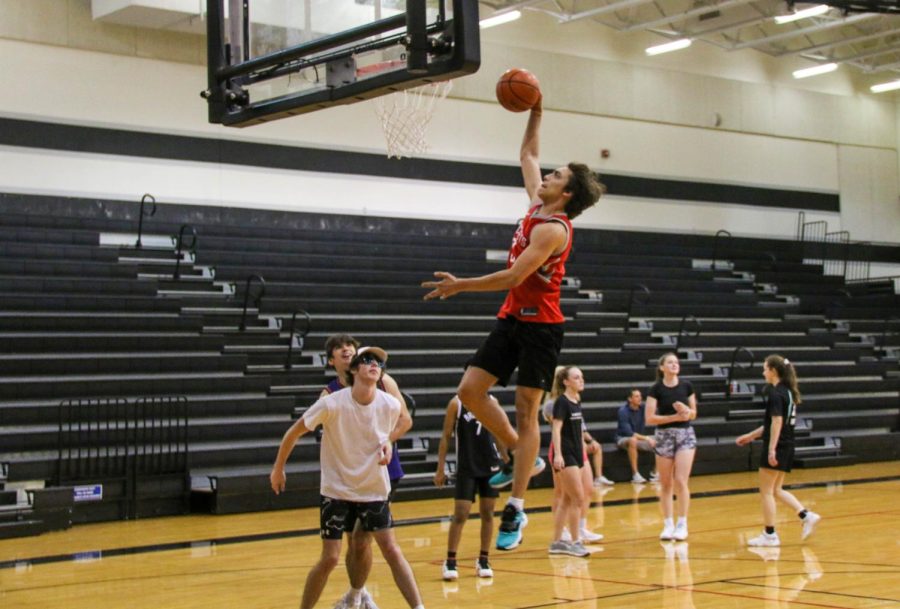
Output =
[
  {"x1": 711, "y1": 229, "x2": 732, "y2": 271},
  {"x1": 135, "y1": 193, "x2": 156, "y2": 249},
  {"x1": 173, "y1": 224, "x2": 198, "y2": 280},
  {"x1": 675, "y1": 315, "x2": 701, "y2": 352},
  {"x1": 284, "y1": 308, "x2": 311, "y2": 370},
  {"x1": 239, "y1": 274, "x2": 266, "y2": 331},
  {"x1": 725, "y1": 347, "x2": 755, "y2": 400},
  {"x1": 623, "y1": 284, "x2": 650, "y2": 333},
  {"x1": 56, "y1": 396, "x2": 189, "y2": 519}
]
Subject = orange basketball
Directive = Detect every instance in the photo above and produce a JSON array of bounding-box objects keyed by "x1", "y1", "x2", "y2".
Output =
[{"x1": 496, "y1": 68, "x2": 541, "y2": 112}]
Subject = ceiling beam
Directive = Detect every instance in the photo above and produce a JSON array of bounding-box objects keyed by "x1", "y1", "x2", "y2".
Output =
[
  {"x1": 620, "y1": 0, "x2": 760, "y2": 32},
  {"x1": 558, "y1": 0, "x2": 657, "y2": 23},
  {"x1": 775, "y1": 25, "x2": 900, "y2": 56},
  {"x1": 729, "y1": 13, "x2": 875, "y2": 50}
]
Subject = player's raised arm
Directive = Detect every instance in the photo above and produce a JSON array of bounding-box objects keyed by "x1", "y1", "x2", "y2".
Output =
[{"x1": 520, "y1": 97, "x2": 543, "y2": 205}]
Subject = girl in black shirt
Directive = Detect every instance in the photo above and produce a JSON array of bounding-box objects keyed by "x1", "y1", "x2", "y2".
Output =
[
  {"x1": 547, "y1": 366, "x2": 591, "y2": 557},
  {"x1": 737, "y1": 354, "x2": 820, "y2": 546},
  {"x1": 646, "y1": 352, "x2": 697, "y2": 541}
]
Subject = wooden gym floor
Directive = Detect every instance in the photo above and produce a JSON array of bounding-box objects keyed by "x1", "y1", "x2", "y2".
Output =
[{"x1": 1, "y1": 462, "x2": 898, "y2": 609}]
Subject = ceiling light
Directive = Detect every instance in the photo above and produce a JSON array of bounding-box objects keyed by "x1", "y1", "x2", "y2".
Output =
[
  {"x1": 792, "y1": 62, "x2": 838, "y2": 79},
  {"x1": 774, "y1": 4, "x2": 830, "y2": 24},
  {"x1": 645, "y1": 39, "x2": 692, "y2": 56},
  {"x1": 871, "y1": 80, "x2": 900, "y2": 93},
  {"x1": 480, "y1": 10, "x2": 521, "y2": 29}
]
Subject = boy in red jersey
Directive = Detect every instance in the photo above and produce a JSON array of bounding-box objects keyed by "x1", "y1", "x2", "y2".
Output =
[{"x1": 422, "y1": 98, "x2": 604, "y2": 550}]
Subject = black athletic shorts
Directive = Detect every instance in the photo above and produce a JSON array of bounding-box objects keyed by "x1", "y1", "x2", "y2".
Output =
[
  {"x1": 468, "y1": 316, "x2": 564, "y2": 391},
  {"x1": 760, "y1": 444, "x2": 795, "y2": 473},
  {"x1": 454, "y1": 473, "x2": 499, "y2": 502},
  {"x1": 320, "y1": 495, "x2": 392, "y2": 540}
]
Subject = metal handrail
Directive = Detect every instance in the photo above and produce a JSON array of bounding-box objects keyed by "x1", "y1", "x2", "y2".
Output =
[
  {"x1": 173, "y1": 225, "x2": 197, "y2": 280},
  {"x1": 726, "y1": 347, "x2": 755, "y2": 400},
  {"x1": 675, "y1": 315, "x2": 701, "y2": 351},
  {"x1": 825, "y1": 230, "x2": 850, "y2": 277},
  {"x1": 135, "y1": 194, "x2": 156, "y2": 249},
  {"x1": 623, "y1": 284, "x2": 650, "y2": 333},
  {"x1": 239, "y1": 275, "x2": 266, "y2": 331},
  {"x1": 284, "y1": 309, "x2": 311, "y2": 370},
  {"x1": 711, "y1": 229, "x2": 732, "y2": 272},
  {"x1": 761, "y1": 251, "x2": 777, "y2": 272}
]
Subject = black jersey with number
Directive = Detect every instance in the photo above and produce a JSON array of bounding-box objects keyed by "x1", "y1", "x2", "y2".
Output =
[
  {"x1": 647, "y1": 379, "x2": 695, "y2": 429},
  {"x1": 455, "y1": 401, "x2": 501, "y2": 478},
  {"x1": 762, "y1": 383, "x2": 796, "y2": 447},
  {"x1": 552, "y1": 395, "x2": 584, "y2": 463}
]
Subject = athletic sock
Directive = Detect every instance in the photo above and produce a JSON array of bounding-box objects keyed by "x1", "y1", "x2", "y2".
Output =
[
  {"x1": 508, "y1": 496, "x2": 524, "y2": 511},
  {"x1": 446, "y1": 551, "x2": 457, "y2": 568},
  {"x1": 478, "y1": 551, "x2": 490, "y2": 567},
  {"x1": 349, "y1": 587, "x2": 363, "y2": 605},
  {"x1": 798, "y1": 509, "x2": 808, "y2": 520},
  {"x1": 765, "y1": 526, "x2": 775, "y2": 535}
]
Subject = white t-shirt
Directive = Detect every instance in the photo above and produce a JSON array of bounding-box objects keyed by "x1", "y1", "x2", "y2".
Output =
[{"x1": 302, "y1": 386, "x2": 401, "y2": 502}]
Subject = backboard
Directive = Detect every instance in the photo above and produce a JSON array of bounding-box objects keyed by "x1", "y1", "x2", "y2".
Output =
[{"x1": 203, "y1": 0, "x2": 480, "y2": 127}]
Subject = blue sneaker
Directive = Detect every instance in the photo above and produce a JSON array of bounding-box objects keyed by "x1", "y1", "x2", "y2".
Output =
[
  {"x1": 489, "y1": 465, "x2": 514, "y2": 489},
  {"x1": 489, "y1": 457, "x2": 546, "y2": 489},
  {"x1": 496, "y1": 504, "x2": 528, "y2": 550}
]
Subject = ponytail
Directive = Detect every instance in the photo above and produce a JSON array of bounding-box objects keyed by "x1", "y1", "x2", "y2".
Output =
[
  {"x1": 550, "y1": 365, "x2": 574, "y2": 401},
  {"x1": 765, "y1": 354, "x2": 802, "y2": 405}
]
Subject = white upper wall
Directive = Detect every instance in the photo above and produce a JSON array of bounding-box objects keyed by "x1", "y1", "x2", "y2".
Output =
[{"x1": 0, "y1": 0, "x2": 897, "y2": 245}]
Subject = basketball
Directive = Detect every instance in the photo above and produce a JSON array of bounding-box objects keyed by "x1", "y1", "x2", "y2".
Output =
[{"x1": 496, "y1": 68, "x2": 541, "y2": 112}]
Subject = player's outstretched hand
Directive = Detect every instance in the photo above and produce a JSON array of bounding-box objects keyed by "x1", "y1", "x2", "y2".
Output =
[{"x1": 422, "y1": 271, "x2": 461, "y2": 300}]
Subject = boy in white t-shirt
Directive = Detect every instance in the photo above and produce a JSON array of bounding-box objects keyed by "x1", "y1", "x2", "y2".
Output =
[{"x1": 270, "y1": 347, "x2": 425, "y2": 609}]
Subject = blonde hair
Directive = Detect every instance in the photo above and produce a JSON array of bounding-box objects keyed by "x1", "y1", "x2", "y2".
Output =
[
  {"x1": 655, "y1": 352, "x2": 678, "y2": 382},
  {"x1": 550, "y1": 365, "x2": 579, "y2": 400}
]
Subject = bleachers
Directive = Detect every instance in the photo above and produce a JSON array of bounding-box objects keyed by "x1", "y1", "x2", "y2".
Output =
[{"x1": 0, "y1": 195, "x2": 897, "y2": 534}]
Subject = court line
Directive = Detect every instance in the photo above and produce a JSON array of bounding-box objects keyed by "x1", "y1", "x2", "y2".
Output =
[
  {"x1": 1, "y1": 473, "x2": 897, "y2": 571},
  {"x1": 722, "y1": 574, "x2": 900, "y2": 604}
]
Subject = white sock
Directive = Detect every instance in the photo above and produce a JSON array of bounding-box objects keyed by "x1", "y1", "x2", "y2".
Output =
[
  {"x1": 508, "y1": 496, "x2": 524, "y2": 511},
  {"x1": 349, "y1": 587, "x2": 363, "y2": 605},
  {"x1": 579, "y1": 518, "x2": 587, "y2": 530},
  {"x1": 677, "y1": 516, "x2": 687, "y2": 527},
  {"x1": 664, "y1": 517, "x2": 674, "y2": 528},
  {"x1": 413, "y1": 605, "x2": 425, "y2": 609}
]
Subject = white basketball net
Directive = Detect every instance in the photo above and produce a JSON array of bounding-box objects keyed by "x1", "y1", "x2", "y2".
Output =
[{"x1": 374, "y1": 80, "x2": 452, "y2": 159}]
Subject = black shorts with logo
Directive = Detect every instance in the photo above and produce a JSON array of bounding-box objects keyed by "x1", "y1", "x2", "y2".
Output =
[
  {"x1": 468, "y1": 316, "x2": 564, "y2": 391},
  {"x1": 320, "y1": 495, "x2": 393, "y2": 540}
]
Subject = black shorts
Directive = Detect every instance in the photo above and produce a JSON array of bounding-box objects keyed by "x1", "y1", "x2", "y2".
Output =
[
  {"x1": 454, "y1": 473, "x2": 499, "y2": 502},
  {"x1": 548, "y1": 442, "x2": 585, "y2": 469},
  {"x1": 760, "y1": 445, "x2": 795, "y2": 473},
  {"x1": 320, "y1": 495, "x2": 392, "y2": 540},
  {"x1": 468, "y1": 316, "x2": 564, "y2": 390}
]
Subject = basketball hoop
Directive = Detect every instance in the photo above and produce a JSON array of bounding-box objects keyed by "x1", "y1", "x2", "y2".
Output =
[{"x1": 373, "y1": 79, "x2": 452, "y2": 159}]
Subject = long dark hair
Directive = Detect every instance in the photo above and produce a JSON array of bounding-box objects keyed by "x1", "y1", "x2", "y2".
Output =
[
  {"x1": 655, "y1": 352, "x2": 678, "y2": 382},
  {"x1": 765, "y1": 354, "x2": 802, "y2": 404}
]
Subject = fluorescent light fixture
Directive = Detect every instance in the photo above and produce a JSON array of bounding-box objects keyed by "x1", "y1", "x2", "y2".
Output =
[
  {"x1": 792, "y1": 62, "x2": 838, "y2": 79},
  {"x1": 480, "y1": 10, "x2": 521, "y2": 29},
  {"x1": 871, "y1": 79, "x2": 900, "y2": 93},
  {"x1": 774, "y1": 4, "x2": 830, "y2": 24},
  {"x1": 645, "y1": 39, "x2": 692, "y2": 56}
]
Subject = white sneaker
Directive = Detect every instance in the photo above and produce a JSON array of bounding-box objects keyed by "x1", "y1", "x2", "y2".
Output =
[
  {"x1": 442, "y1": 561, "x2": 459, "y2": 581},
  {"x1": 801, "y1": 511, "x2": 820, "y2": 541},
  {"x1": 660, "y1": 522, "x2": 675, "y2": 541},
  {"x1": 360, "y1": 589, "x2": 379, "y2": 609},
  {"x1": 560, "y1": 527, "x2": 573, "y2": 542},
  {"x1": 475, "y1": 559, "x2": 493, "y2": 578},
  {"x1": 649, "y1": 470, "x2": 659, "y2": 482},
  {"x1": 631, "y1": 472, "x2": 647, "y2": 484},
  {"x1": 747, "y1": 531, "x2": 780, "y2": 547},
  {"x1": 579, "y1": 527, "x2": 604, "y2": 543},
  {"x1": 331, "y1": 591, "x2": 356, "y2": 609},
  {"x1": 672, "y1": 521, "x2": 688, "y2": 541},
  {"x1": 594, "y1": 475, "x2": 615, "y2": 486}
]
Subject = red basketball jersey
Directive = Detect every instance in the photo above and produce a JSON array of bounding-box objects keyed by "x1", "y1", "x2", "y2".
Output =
[{"x1": 498, "y1": 204, "x2": 573, "y2": 324}]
